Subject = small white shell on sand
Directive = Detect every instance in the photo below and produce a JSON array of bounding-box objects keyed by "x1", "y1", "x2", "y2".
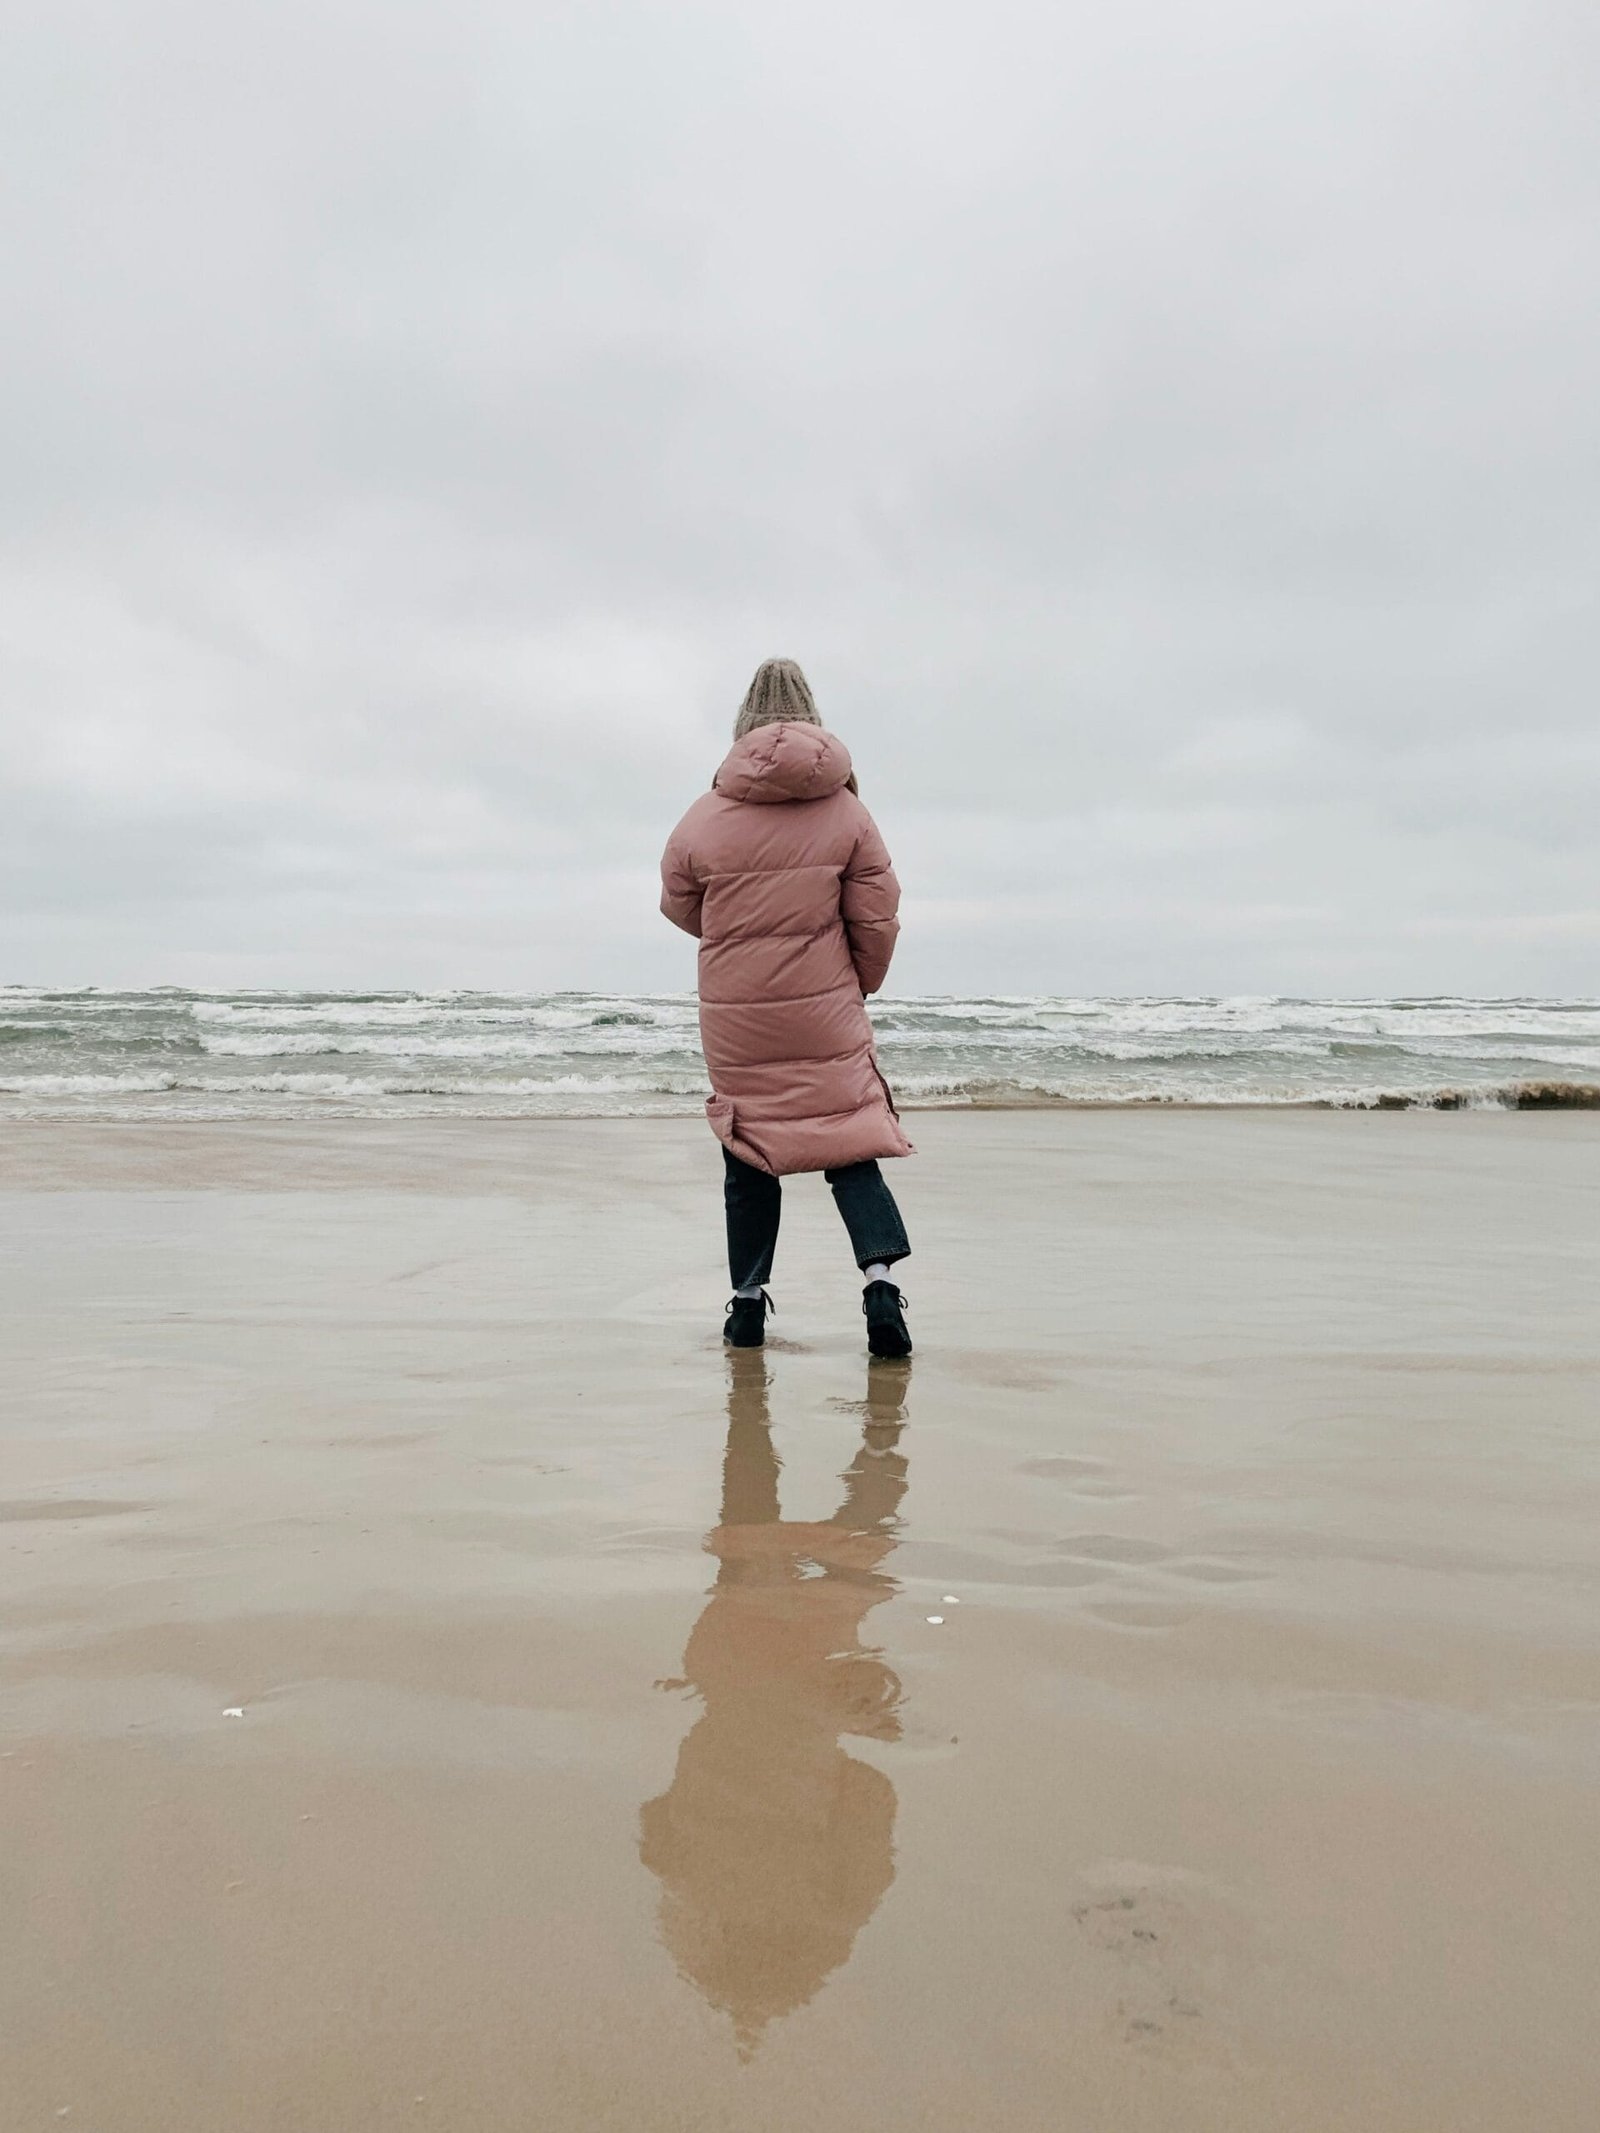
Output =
[
  {"x1": 942, "y1": 1595, "x2": 960, "y2": 1604},
  {"x1": 223, "y1": 1707, "x2": 245, "y2": 1719},
  {"x1": 926, "y1": 1615, "x2": 944, "y2": 1625}
]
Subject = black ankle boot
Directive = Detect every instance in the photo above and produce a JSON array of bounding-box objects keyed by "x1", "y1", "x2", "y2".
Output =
[
  {"x1": 862, "y1": 1280, "x2": 911, "y2": 1358},
  {"x1": 723, "y1": 1290, "x2": 772, "y2": 1348}
]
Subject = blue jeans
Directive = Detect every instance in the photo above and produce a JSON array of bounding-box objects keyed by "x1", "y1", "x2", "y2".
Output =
[{"x1": 723, "y1": 1148, "x2": 910, "y2": 1290}]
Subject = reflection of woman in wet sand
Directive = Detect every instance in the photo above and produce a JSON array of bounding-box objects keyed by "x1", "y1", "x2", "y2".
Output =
[{"x1": 639, "y1": 1353, "x2": 911, "y2": 2051}]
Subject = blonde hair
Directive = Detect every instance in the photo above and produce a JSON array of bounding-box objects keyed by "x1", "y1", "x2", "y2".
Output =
[{"x1": 734, "y1": 657, "x2": 820, "y2": 736}]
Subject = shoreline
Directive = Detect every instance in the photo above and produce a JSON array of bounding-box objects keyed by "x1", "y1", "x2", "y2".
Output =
[
  {"x1": 915, "y1": 1079, "x2": 1600, "y2": 1109},
  {"x1": 2, "y1": 1076, "x2": 1598, "y2": 1131},
  {"x1": 6, "y1": 1089, "x2": 1600, "y2": 1122}
]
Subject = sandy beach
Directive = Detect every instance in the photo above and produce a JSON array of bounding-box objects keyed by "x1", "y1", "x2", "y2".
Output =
[{"x1": 3, "y1": 1109, "x2": 1598, "y2": 2132}]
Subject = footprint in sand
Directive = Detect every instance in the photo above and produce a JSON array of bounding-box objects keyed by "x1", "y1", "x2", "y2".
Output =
[{"x1": 1070, "y1": 1862, "x2": 1256, "y2": 2062}]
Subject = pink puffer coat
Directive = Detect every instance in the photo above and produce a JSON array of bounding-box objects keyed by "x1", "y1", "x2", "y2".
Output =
[{"x1": 661, "y1": 722, "x2": 914, "y2": 1176}]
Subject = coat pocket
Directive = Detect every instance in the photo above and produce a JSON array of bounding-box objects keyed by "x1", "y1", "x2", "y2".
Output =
[{"x1": 706, "y1": 1096, "x2": 776, "y2": 1174}]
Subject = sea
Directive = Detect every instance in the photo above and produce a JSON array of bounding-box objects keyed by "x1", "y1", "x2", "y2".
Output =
[{"x1": 1, "y1": 989, "x2": 1596, "y2": 1117}]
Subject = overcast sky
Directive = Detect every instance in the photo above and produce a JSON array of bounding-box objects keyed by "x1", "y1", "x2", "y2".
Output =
[{"x1": 3, "y1": 0, "x2": 1596, "y2": 996}]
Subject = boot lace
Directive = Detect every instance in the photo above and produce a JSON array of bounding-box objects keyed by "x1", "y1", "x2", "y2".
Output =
[{"x1": 725, "y1": 1288, "x2": 774, "y2": 1315}]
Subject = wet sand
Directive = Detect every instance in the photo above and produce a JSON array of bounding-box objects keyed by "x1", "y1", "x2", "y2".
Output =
[{"x1": 3, "y1": 1110, "x2": 1598, "y2": 2131}]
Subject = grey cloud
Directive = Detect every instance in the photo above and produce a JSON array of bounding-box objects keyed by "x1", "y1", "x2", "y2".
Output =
[{"x1": 2, "y1": 0, "x2": 1597, "y2": 992}]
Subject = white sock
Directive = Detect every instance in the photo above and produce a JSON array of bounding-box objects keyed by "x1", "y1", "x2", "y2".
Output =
[
  {"x1": 734, "y1": 1283, "x2": 765, "y2": 1299},
  {"x1": 862, "y1": 1262, "x2": 893, "y2": 1285}
]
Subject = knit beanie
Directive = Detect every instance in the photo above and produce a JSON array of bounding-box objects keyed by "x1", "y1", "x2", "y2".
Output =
[{"x1": 733, "y1": 658, "x2": 821, "y2": 738}]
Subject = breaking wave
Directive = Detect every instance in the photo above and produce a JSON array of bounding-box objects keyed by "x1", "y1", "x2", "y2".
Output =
[{"x1": 1, "y1": 988, "x2": 1597, "y2": 1117}]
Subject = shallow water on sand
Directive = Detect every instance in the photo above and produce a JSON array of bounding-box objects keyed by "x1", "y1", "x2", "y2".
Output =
[{"x1": 2, "y1": 1113, "x2": 1598, "y2": 2131}]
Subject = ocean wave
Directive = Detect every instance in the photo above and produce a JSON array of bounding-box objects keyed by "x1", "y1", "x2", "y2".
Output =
[
  {"x1": 1323, "y1": 1080, "x2": 1600, "y2": 1112},
  {"x1": 196, "y1": 1029, "x2": 700, "y2": 1061},
  {"x1": 187, "y1": 996, "x2": 690, "y2": 1031},
  {"x1": 0, "y1": 1068, "x2": 714, "y2": 1100},
  {"x1": 3, "y1": 1073, "x2": 189, "y2": 1096},
  {"x1": 901, "y1": 1076, "x2": 1600, "y2": 1110},
  {"x1": 5, "y1": 990, "x2": 1598, "y2": 1119},
  {"x1": 880, "y1": 999, "x2": 1600, "y2": 1039}
]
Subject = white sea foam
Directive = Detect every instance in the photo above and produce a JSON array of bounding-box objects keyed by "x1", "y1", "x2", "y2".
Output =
[
  {"x1": 2, "y1": 989, "x2": 1596, "y2": 1118},
  {"x1": 189, "y1": 995, "x2": 684, "y2": 1031},
  {"x1": 196, "y1": 1028, "x2": 697, "y2": 1061}
]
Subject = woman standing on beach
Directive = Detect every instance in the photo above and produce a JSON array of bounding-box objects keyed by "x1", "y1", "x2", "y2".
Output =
[{"x1": 660, "y1": 658, "x2": 913, "y2": 1356}]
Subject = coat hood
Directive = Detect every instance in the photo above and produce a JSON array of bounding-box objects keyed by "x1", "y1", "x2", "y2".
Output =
[{"x1": 714, "y1": 721, "x2": 853, "y2": 805}]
